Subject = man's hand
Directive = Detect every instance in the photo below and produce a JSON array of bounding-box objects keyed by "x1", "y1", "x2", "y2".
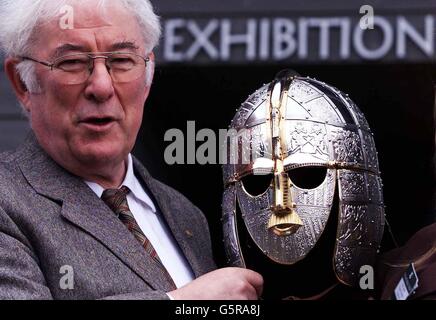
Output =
[{"x1": 168, "y1": 267, "x2": 263, "y2": 300}]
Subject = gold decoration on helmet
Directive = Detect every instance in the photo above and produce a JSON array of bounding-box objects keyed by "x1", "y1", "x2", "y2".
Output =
[{"x1": 267, "y1": 72, "x2": 303, "y2": 236}]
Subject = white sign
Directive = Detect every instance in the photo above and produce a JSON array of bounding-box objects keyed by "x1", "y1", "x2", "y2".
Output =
[{"x1": 161, "y1": 15, "x2": 435, "y2": 63}]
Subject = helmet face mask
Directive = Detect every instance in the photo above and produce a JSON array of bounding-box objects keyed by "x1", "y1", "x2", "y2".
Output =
[{"x1": 222, "y1": 71, "x2": 385, "y2": 291}]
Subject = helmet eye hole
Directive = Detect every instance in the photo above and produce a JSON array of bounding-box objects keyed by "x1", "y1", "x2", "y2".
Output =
[
  {"x1": 241, "y1": 174, "x2": 273, "y2": 197},
  {"x1": 288, "y1": 167, "x2": 327, "y2": 189}
]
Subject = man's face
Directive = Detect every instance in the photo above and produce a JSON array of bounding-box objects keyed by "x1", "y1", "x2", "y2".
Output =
[{"x1": 24, "y1": 2, "x2": 152, "y2": 176}]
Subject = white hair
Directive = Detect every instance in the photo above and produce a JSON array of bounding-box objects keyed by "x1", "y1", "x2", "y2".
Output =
[{"x1": 0, "y1": 0, "x2": 161, "y2": 92}]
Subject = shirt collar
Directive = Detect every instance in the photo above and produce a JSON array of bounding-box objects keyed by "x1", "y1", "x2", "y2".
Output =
[{"x1": 84, "y1": 154, "x2": 156, "y2": 213}]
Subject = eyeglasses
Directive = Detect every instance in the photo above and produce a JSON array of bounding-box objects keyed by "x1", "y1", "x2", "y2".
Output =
[{"x1": 20, "y1": 52, "x2": 150, "y2": 85}]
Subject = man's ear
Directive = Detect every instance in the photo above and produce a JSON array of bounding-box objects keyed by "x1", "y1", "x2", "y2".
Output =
[
  {"x1": 148, "y1": 52, "x2": 156, "y2": 87},
  {"x1": 148, "y1": 51, "x2": 155, "y2": 83},
  {"x1": 4, "y1": 58, "x2": 31, "y2": 112},
  {"x1": 143, "y1": 52, "x2": 155, "y2": 100}
]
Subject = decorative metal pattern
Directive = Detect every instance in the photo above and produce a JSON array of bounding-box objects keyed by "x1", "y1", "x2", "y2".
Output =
[{"x1": 222, "y1": 184, "x2": 245, "y2": 267}]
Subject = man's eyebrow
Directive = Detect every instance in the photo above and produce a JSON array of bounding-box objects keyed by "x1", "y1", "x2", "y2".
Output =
[
  {"x1": 110, "y1": 41, "x2": 140, "y2": 51},
  {"x1": 50, "y1": 42, "x2": 140, "y2": 58},
  {"x1": 52, "y1": 44, "x2": 88, "y2": 58}
]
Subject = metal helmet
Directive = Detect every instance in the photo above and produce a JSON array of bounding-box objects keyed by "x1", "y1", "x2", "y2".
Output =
[{"x1": 222, "y1": 70, "x2": 385, "y2": 287}]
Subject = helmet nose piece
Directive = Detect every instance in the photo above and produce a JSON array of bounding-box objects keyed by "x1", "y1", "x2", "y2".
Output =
[
  {"x1": 268, "y1": 203, "x2": 303, "y2": 236},
  {"x1": 268, "y1": 171, "x2": 303, "y2": 236}
]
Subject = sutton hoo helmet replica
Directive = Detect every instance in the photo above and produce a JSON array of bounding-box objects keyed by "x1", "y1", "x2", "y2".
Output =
[{"x1": 222, "y1": 70, "x2": 385, "y2": 299}]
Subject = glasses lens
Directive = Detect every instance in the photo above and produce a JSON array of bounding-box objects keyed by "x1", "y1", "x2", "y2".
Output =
[
  {"x1": 108, "y1": 53, "x2": 146, "y2": 83},
  {"x1": 52, "y1": 53, "x2": 147, "y2": 84},
  {"x1": 53, "y1": 54, "x2": 90, "y2": 85}
]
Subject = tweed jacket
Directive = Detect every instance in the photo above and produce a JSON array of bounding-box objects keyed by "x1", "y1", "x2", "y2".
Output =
[{"x1": 0, "y1": 133, "x2": 216, "y2": 299}]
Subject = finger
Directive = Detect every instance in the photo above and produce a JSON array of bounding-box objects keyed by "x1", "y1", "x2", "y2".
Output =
[
  {"x1": 249, "y1": 285, "x2": 260, "y2": 300},
  {"x1": 243, "y1": 269, "x2": 264, "y2": 297}
]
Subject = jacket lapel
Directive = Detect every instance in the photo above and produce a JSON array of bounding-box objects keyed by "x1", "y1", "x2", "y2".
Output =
[
  {"x1": 132, "y1": 158, "x2": 207, "y2": 277},
  {"x1": 16, "y1": 133, "x2": 175, "y2": 292}
]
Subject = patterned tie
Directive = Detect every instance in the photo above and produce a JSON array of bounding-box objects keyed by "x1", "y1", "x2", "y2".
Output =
[{"x1": 101, "y1": 186, "x2": 176, "y2": 290}]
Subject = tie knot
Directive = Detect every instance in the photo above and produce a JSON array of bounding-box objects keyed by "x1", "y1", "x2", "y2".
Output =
[{"x1": 101, "y1": 186, "x2": 130, "y2": 214}]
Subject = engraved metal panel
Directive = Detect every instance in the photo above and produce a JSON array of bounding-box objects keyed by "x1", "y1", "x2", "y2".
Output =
[{"x1": 222, "y1": 184, "x2": 245, "y2": 267}]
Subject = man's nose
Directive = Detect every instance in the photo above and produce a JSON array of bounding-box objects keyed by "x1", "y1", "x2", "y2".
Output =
[{"x1": 84, "y1": 59, "x2": 115, "y2": 103}]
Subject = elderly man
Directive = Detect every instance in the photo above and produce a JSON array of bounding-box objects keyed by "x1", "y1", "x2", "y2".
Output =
[{"x1": 0, "y1": 0, "x2": 262, "y2": 300}]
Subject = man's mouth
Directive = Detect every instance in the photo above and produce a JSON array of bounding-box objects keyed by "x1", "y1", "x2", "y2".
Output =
[
  {"x1": 79, "y1": 116, "x2": 117, "y2": 131},
  {"x1": 84, "y1": 117, "x2": 114, "y2": 125}
]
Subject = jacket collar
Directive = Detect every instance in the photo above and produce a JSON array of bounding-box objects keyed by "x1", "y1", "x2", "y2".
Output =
[
  {"x1": 132, "y1": 157, "x2": 211, "y2": 278},
  {"x1": 16, "y1": 132, "x2": 199, "y2": 291}
]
